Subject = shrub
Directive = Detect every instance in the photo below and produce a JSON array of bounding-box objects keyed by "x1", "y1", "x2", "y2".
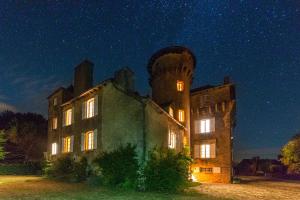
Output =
[
  {"x1": 144, "y1": 148, "x2": 192, "y2": 192},
  {"x1": 45, "y1": 155, "x2": 88, "y2": 182},
  {"x1": 93, "y1": 144, "x2": 139, "y2": 189}
]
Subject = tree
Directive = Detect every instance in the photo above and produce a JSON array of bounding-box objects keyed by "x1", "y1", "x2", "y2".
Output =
[
  {"x1": 281, "y1": 134, "x2": 300, "y2": 174},
  {"x1": 0, "y1": 130, "x2": 6, "y2": 160},
  {"x1": 0, "y1": 112, "x2": 47, "y2": 162}
]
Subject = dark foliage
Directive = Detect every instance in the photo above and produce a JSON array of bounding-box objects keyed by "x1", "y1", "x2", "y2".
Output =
[
  {"x1": 45, "y1": 155, "x2": 88, "y2": 182},
  {"x1": 144, "y1": 148, "x2": 192, "y2": 192},
  {"x1": 0, "y1": 111, "x2": 47, "y2": 163},
  {"x1": 93, "y1": 144, "x2": 139, "y2": 189},
  {"x1": 0, "y1": 130, "x2": 6, "y2": 160}
]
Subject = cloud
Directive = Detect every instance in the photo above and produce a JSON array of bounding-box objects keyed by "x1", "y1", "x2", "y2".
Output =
[{"x1": 0, "y1": 102, "x2": 17, "y2": 112}]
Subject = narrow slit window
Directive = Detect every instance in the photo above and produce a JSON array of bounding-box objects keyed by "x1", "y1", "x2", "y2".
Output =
[
  {"x1": 177, "y1": 80, "x2": 184, "y2": 91},
  {"x1": 178, "y1": 110, "x2": 185, "y2": 122}
]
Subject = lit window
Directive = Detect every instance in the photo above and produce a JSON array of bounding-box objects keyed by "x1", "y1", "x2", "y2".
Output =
[
  {"x1": 62, "y1": 136, "x2": 71, "y2": 153},
  {"x1": 82, "y1": 130, "x2": 97, "y2": 151},
  {"x1": 168, "y1": 130, "x2": 176, "y2": 149},
  {"x1": 51, "y1": 143, "x2": 57, "y2": 155},
  {"x1": 63, "y1": 108, "x2": 72, "y2": 126},
  {"x1": 178, "y1": 110, "x2": 185, "y2": 122},
  {"x1": 201, "y1": 144, "x2": 210, "y2": 158},
  {"x1": 52, "y1": 117, "x2": 57, "y2": 130},
  {"x1": 177, "y1": 80, "x2": 184, "y2": 91},
  {"x1": 83, "y1": 97, "x2": 97, "y2": 119},
  {"x1": 195, "y1": 118, "x2": 215, "y2": 134},
  {"x1": 53, "y1": 98, "x2": 57, "y2": 106},
  {"x1": 194, "y1": 143, "x2": 215, "y2": 159},
  {"x1": 169, "y1": 107, "x2": 174, "y2": 117}
]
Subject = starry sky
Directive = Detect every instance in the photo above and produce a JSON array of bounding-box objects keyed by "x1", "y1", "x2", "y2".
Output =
[{"x1": 0, "y1": 0, "x2": 299, "y2": 161}]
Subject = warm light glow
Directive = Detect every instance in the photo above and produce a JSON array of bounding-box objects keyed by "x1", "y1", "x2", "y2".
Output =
[
  {"x1": 177, "y1": 80, "x2": 184, "y2": 91},
  {"x1": 168, "y1": 130, "x2": 176, "y2": 149},
  {"x1": 201, "y1": 144, "x2": 210, "y2": 158},
  {"x1": 86, "y1": 98, "x2": 95, "y2": 118},
  {"x1": 191, "y1": 174, "x2": 198, "y2": 182},
  {"x1": 178, "y1": 109, "x2": 185, "y2": 122},
  {"x1": 64, "y1": 108, "x2": 72, "y2": 126},
  {"x1": 169, "y1": 107, "x2": 174, "y2": 117},
  {"x1": 52, "y1": 117, "x2": 57, "y2": 130},
  {"x1": 200, "y1": 119, "x2": 210, "y2": 133},
  {"x1": 51, "y1": 143, "x2": 57, "y2": 155},
  {"x1": 63, "y1": 136, "x2": 71, "y2": 153},
  {"x1": 84, "y1": 131, "x2": 94, "y2": 150}
]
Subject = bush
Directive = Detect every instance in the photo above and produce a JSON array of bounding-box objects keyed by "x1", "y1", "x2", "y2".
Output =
[
  {"x1": 93, "y1": 144, "x2": 139, "y2": 189},
  {"x1": 144, "y1": 148, "x2": 192, "y2": 192},
  {"x1": 45, "y1": 155, "x2": 88, "y2": 182}
]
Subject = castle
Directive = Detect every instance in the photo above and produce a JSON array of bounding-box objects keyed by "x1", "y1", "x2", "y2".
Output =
[{"x1": 47, "y1": 46, "x2": 236, "y2": 183}]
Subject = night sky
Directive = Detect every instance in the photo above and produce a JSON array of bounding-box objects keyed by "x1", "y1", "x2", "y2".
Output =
[{"x1": 0, "y1": 1, "x2": 299, "y2": 161}]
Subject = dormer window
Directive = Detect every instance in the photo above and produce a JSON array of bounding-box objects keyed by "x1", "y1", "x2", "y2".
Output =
[{"x1": 177, "y1": 80, "x2": 184, "y2": 92}]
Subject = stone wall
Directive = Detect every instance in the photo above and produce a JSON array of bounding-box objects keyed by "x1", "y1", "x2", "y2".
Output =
[{"x1": 190, "y1": 83, "x2": 236, "y2": 183}]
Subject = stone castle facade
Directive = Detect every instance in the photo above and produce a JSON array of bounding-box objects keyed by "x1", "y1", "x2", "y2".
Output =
[{"x1": 47, "y1": 46, "x2": 236, "y2": 183}]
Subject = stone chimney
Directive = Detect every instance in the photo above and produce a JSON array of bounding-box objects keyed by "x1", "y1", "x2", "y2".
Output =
[
  {"x1": 114, "y1": 67, "x2": 135, "y2": 92},
  {"x1": 74, "y1": 60, "x2": 94, "y2": 96}
]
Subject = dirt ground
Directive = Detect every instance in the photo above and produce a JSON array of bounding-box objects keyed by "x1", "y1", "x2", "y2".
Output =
[{"x1": 193, "y1": 176, "x2": 300, "y2": 200}]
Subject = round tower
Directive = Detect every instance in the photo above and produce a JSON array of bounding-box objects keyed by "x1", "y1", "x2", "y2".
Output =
[{"x1": 148, "y1": 46, "x2": 196, "y2": 146}]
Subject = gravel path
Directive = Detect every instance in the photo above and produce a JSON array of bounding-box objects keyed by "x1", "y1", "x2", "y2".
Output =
[{"x1": 193, "y1": 176, "x2": 300, "y2": 200}]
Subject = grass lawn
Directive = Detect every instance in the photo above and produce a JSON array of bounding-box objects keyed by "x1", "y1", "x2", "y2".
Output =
[{"x1": 0, "y1": 176, "x2": 227, "y2": 200}]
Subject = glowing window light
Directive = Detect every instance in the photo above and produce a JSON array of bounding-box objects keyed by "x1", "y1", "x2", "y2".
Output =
[
  {"x1": 177, "y1": 80, "x2": 184, "y2": 91},
  {"x1": 169, "y1": 107, "x2": 174, "y2": 117},
  {"x1": 64, "y1": 108, "x2": 72, "y2": 126},
  {"x1": 200, "y1": 144, "x2": 210, "y2": 158},
  {"x1": 52, "y1": 117, "x2": 58, "y2": 130},
  {"x1": 51, "y1": 143, "x2": 57, "y2": 155},
  {"x1": 63, "y1": 136, "x2": 71, "y2": 153},
  {"x1": 178, "y1": 110, "x2": 185, "y2": 122},
  {"x1": 84, "y1": 131, "x2": 94, "y2": 150},
  {"x1": 86, "y1": 98, "x2": 95, "y2": 118},
  {"x1": 168, "y1": 130, "x2": 176, "y2": 149}
]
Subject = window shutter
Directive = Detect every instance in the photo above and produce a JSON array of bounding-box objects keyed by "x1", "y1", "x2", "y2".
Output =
[
  {"x1": 211, "y1": 118, "x2": 215, "y2": 132},
  {"x1": 194, "y1": 145, "x2": 200, "y2": 158},
  {"x1": 82, "y1": 101, "x2": 86, "y2": 119},
  {"x1": 93, "y1": 129, "x2": 98, "y2": 149},
  {"x1": 94, "y1": 95, "x2": 98, "y2": 116},
  {"x1": 81, "y1": 133, "x2": 84, "y2": 151},
  {"x1": 71, "y1": 107, "x2": 75, "y2": 124},
  {"x1": 194, "y1": 120, "x2": 200, "y2": 134},
  {"x1": 61, "y1": 138, "x2": 65, "y2": 153},
  {"x1": 210, "y1": 143, "x2": 216, "y2": 158},
  {"x1": 62, "y1": 111, "x2": 65, "y2": 127},
  {"x1": 70, "y1": 136, "x2": 74, "y2": 152}
]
